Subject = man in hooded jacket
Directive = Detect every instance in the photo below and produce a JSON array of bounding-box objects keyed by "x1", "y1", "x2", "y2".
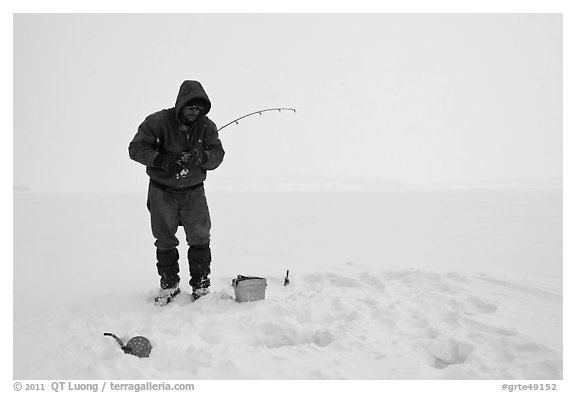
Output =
[{"x1": 129, "y1": 80, "x2": 225, "y2": 305}]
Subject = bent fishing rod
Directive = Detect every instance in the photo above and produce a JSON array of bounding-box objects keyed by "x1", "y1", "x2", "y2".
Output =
[{"x1": 217, "y1": 107, "x2": 296, "y2": 132}]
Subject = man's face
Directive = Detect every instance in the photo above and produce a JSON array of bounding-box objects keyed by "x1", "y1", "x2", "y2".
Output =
[{"x1": 181, "y1": 105, "x2": 203, "y2": 124}]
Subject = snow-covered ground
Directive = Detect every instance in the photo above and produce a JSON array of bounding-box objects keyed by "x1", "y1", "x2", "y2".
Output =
[{"x1": 13, "y1": 188, "x2": 562, "y2": 379}]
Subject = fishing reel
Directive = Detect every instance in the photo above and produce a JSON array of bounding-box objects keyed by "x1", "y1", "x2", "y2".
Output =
[{"x1": 176, "y1": 167, "x2": 191, "y2": 180}]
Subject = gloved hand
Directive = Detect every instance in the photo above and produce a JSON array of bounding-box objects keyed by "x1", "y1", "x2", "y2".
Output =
[
  {"x1": 180, "y1": 149, "x2": 207, "y2": 167},
  {"x1": 154, "y1": 152, "x2": 183, "y2": 173}
]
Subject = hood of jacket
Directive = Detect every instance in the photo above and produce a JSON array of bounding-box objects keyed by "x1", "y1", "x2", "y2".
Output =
[{"x1": 174, "y1": 80, "x2": 212, "y2": 121}]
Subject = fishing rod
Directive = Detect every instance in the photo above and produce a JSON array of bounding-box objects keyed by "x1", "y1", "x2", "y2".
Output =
[
  {"x1": 175, "y1": 107, "x2": 295, "y2": 180},
  {"x1": 217, "y1": 107, "x2": 296, "y2": 132}
]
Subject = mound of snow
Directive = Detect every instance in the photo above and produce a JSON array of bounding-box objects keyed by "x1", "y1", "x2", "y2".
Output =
[
  {"x1": 16, "y1": 265, "x2": 561, "y2": 379},
  {"x1": 14, "y1": 190, "x2": 562, "y2": 379}
]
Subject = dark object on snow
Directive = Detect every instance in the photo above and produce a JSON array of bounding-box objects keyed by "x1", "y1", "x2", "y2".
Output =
[
  {"x1": 232, "y1": 275, "x2": 267, "y2": 302},
  {"x1": 103, "y1": 333, "x2": 152, "y2": 358},
  {"x1": 284, "y1": 270, "x2": 290, "y2": 287}
]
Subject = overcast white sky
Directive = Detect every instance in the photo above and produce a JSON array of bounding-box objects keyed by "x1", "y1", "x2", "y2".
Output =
[{"x1": 13, "y1": 13, "x2": 562, "y2": 192}]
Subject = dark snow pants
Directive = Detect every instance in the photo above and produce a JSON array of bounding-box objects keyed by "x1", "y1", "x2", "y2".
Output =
[{"x1": 147, "y1": 181, "x2": 212, "y2": 289}]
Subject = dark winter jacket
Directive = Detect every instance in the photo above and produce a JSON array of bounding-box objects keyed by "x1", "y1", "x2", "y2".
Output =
[{"x1": 129, "y1": 80, "x2": 225, "y2": 189}]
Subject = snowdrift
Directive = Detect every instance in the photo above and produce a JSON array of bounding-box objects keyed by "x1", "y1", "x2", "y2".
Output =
[
  {"x1": 18, "y1": 266, "x2": 562, "y2": 380},
  {"x1": 13, "y1": 189, "x2": 562, "y2": 379}
]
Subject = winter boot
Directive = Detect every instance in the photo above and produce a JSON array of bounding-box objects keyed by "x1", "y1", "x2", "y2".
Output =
[
  {"x1": 154, "y1": 248, "x2": 181, "y2": 306},
  {"x1": 192, "y1": 286, "x2": 210, "y2": 301},
  {"x1": 188, "y1": 244, "x2": 211, "y2": 301},
  {"x1": 154, "y1": 281, "x2": 181, "y2": 306}
]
